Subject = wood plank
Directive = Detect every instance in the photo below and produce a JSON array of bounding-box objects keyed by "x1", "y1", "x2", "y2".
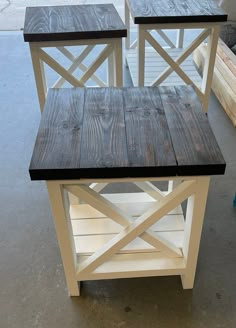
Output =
[
  {"x1": 210, "y1": 68, "x2": 236, "y2": 127},
  {"x1": 195, "y1": 43, "x2": 236, "y2": 98},
  {"x1": 159, "y1": 86, "x2": 226, "y2": 175},
  {"x1": 216, "y1": 52, "x2": 236, "y2": 94},
  {"x1": 71, "y1": 214, "x2": 185, "y2": 235},
  {"x1": 74, "y1": 231, "x2": 184, "y2": 255},
  {"x1": 70, "y1": 193, "x2": 184, "y2": 219},
  {"x1": 123, "y1": 87, "x2": 177, "y2": 176},
  {"x1": 77, "y1": 252, "x2": 185, "y2": 280},
  {"x1": 127, "y1": 0, "x2": 227, "y2": 24},
  {"x1": 80, "y1": 88, "x2": 129, "y2": 172},
  {"x1": 103, "y1": 192, "x2": 157, "y2": 203},
  {"x1": 29, "y1": 86, "x2": 226, "y2": 180},
  {"x1": 70, "y1": 202, "x2": 183, "y2": 219},
  {"x1": 24, "y1": 4, "x2": 127, "y2": 42},
  {"x1": 103, "y1": 193, "x2": 183, "y2": 216},
  {"x1": 217, "y1": 39, "x2": 236, "y2": 77},
  {"x1": 193, "y1": 44, "x2": 236, "y2": 127},
  {"x1": 29, "y1": 89, "x2": 85, "y2": 180}
]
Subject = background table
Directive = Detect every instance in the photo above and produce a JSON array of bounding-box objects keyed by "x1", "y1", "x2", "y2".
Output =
[
  {"x1": 24, "y1": 4, "x2": 127, "y2": 112},
  {"x1": 29, "y1": 86, "x2": 225, "y2": 296},
  {"x1": 125, "y1": 0, "x2": 227, "y2": 112}
]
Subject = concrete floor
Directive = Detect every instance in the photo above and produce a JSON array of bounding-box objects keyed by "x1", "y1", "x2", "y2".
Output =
[{"x1": 0, "y1": 31, "x2": 236, "y2": 328}]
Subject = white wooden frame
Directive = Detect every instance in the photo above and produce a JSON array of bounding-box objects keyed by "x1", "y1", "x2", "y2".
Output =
[
  {"x1": 47, "y1": 176, "x2": 210, "y2": 296},
  {"x1": 125, "y1": 0, "x2": 220, "y2": 112},
  {"x1": 29, "y1": 38, "x2": 123, "y2": 112}
]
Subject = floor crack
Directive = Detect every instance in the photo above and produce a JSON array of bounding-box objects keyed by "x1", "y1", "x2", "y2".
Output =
[{"x1": 0, "y1": 0, "x2": 11, "y2": 13}]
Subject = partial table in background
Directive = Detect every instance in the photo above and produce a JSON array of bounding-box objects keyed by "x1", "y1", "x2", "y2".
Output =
[
  {"x1": 125, "y1": 0, "x2": 227, "y2": 112},
  {"x1": 29, "y1": 86, "x2": 225, "y2": 296},
  {"x1": 24, "y1": 4, "x2": 127, "y2": 112}
]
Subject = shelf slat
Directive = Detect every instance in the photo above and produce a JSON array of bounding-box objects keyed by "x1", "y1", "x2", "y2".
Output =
[
  {"x1": 77, "y1": 252, "x2": 186, "y2": 280},
  {"x1": 72, "y1": 213, "x2": 184, "y2": 235},
  {"x1": 74, "y1": 231, "x2": 184, "y2": 255}
]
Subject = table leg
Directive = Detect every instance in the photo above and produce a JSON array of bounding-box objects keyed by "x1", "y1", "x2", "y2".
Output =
[
  {"x1": 181, "y1": 176, "x2": 210, "y2": 289},
  {"x1": 125, "y1": 0, "x2": 130, "y2": 51},
  {"x1": 176, "y1": 29, "x2": 184, "y2": 48},
  {"x1": 47, "y1": 181, "x2": 80, "y2": 296},
  {"x1": 168, "y1": 179, "x2": 182, "y2": 193},
  {"x1": 137, "y1": 25, "x2": 145, "y2": 86},
  {"x1": 201, "y1": 25, "x2": 220, "y2": 113},
  {"x1": 108, "y1": 52, "x2": 115, "y2": 86},
  {"x1": 114, "y1": 38, "x2": 123, "y2": 87},
  {"x1": 29, "y1": 44, "x2": 47, "y2": 112}
]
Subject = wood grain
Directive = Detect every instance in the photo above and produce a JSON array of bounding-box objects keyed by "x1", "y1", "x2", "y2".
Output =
[
  {"x1": 127, "y1": 0, "x2": 227, "y2": 24},
  {"x1": 193, "y1": 43, "x2": 236, "y2": 127},
  {"x1": 80, "y1": 88, "x2": 129, "y2": 173},
  {"x1": 159, "y1": 85, "x2": 226, "y2": 175},
  {"x1": 217, "y1": 39, "x2": 236, "y2": 78},
  {"x1": 123, "y1": 87, "x2": 176, "y2": 175},
  {"x1": 24, "y1": 4, "x2": 127, "y2": 42},
  {"x1": 29, "y1": 86, "x2": 226, "y2": 180},
  {"x1": 30, "y1": 88, "x2": 85, "y2": 180}
]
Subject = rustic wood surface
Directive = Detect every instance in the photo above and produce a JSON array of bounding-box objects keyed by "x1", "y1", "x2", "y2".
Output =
[
  {"x1": 126, "y1": 0, "x2": 227, "y2": 24},
  {"x1": 80, "y1": 88, "x2": 129, "y2": 170},
  {"x1": 24, "y1": 4, "x2": 127, "y2": 42},
  {"x1": 159, "y1": 86, "x2": 226, "y2": 175},
  {"x1": 123, "y1": 87, "x2": 176, "y2": 172},
  {"x1": 193, "y1": 42, "x2": 236, "y2": 127},
  {"x1": 29, "y1": 86, "x2": 226, "y2": 180},
  {"x1": 217, "y1": 39, "x2": 236, "y2": 77},
  {"x1": 29, "y1": 89, "x2": 84, "y2": 179}
]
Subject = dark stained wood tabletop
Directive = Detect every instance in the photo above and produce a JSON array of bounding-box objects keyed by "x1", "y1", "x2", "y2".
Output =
[
  {"x1": 126, "y1": 0, "x2": 227, "y2": 24},
  {"x1": 29, "y1": 86, "x2": 226, "y2": 180},
  {"x1": 24, "y1": 4, "x2": 127, "y2": 42}
]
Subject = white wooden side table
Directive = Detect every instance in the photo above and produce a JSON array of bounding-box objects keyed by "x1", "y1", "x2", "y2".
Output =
[
  {"x1": 125, "y1": 0, "x2": 227, "y2": 112},
  {"x1": 24, "y1": 4, "x2": 127, "y2": 112},
  {"x1": 29, "y1": 86, "x2": 226, "y2": 296}
]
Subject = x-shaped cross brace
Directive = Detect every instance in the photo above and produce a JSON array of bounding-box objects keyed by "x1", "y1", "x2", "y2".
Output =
[
  {"x1": 65, "y1": 180, "x2": 196, "y2": 275},
  {"x1": 143, "y1": 29, "x2": 212, "y2": 101},
  {"x1": 29, "y1": 38, "x2": 122, "y2": 112},
  {"x1": 134, "y1": 24, "x2": 220, "y2": 112},
  {"x1": 36, "y1": 44, "x2": 112, "y2": 88}
]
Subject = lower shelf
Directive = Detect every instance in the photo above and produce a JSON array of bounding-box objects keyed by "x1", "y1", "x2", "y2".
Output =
[
  {"x1": 70, "y1": 192, "x2": 186, "y2": 280},
  {"x1": 77, "y1": 252, "x2": 186, "y2": 280},
  {"x1": 126, "y1": 47, "x2": 202, "y2": 86}
]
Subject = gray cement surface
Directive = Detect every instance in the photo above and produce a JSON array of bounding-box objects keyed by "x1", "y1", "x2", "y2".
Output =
[{"x1": 0, "y1": 31, "x2": 236, "y2": 328}]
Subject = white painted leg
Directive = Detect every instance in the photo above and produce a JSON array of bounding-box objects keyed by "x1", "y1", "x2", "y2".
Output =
[
  {"x1": 176, "y1": 29, "x2": 184, "y2": 48},
  {"x1": 201, "y1": 25, "x2": 220, "y2": 113},
  {"x1": 138, "y1": 25, "x2": 145, "y2": 86},
  {"x1": 168, "y1": 179, "x2": 182, "y2": 193},
  {"x1": 29, "y1": 44, "x2": 47, "y2": 112},
  {"x1": 181, "y1": 176, "x2": 210, "y2": 289},
  {"x1": 125, "y1": 0, "x2": 130, "y2": 51},
  {"x1": 47, "y1": 182, "x2": 80, "y2": 296},
  {"x1": 114, "y1": 39, "x2": 123, "y2": 87},
  {"x1": 108, "y1": 52, "x2": 115, "y2": 86}
]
